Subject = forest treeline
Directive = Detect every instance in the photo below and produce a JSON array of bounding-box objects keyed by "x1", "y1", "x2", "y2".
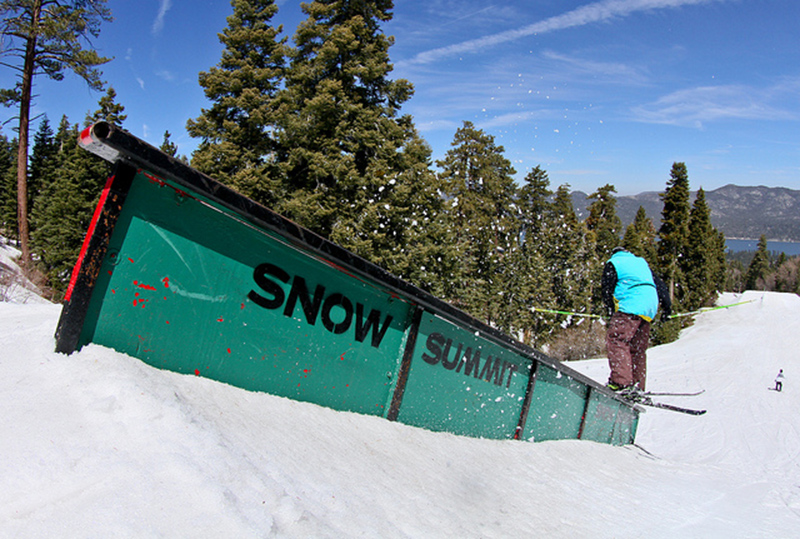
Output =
[{"x1": 1, "y1": 0, "x2": 796, "y2": 359}]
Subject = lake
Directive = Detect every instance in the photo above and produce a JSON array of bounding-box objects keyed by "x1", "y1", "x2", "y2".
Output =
[{"x1": 726, "y1": 239, "x2": 800, "y2": 256}]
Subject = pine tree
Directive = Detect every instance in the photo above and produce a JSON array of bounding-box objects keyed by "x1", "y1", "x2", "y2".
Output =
[
  {"x1": 518, "y1": 165, "x2": 552, "y2": 244},
  {"x1": 436, "y1": 121, "x2": 518, "y2": 324},
  {"x1": 545, "y1": 184, "x2": 596, "y2": 323},
  {"x1": 159, "y1": 130, "x2": 178, "y2": 157},
  {"x1": 622, "y1": 206, "x2": 658, "y2": 267},
  {"x1": 30, "y1": 121, "x2": 82, "y2": 289},
  {"x1": 745, "y1": 235, "x2": 770, "y2": 290},
  {"x1": 0, "y1": 0, "x2": 112, "y2": 267},
  {"x1": 32, "y1": 92, "x2": 124, "y2": 294},
  {"x1": 354, "y1": 127, "x2": 449, "y2": 287},
  {"x1": 85, "y1": 86, "x2": 127, "y2": 126},
  {"x1": 684, "y1": 188, "x2": 721, "y2": 310},
  {"x1": 27, "y1": 116, "x2": 57, "y2": 234},
  {"x1": 585, "y1": 183, "x2": 622, "y2": 260},
  {"x1": 710, "y1": 229, "x2": 728, "y2": 293},
  {"x1": 657, "y1": 162, "x2": 691, "y2": 306},
  {"x1": 53, "y1": 114, "x2": 73, "y2": 152},
  {"x1": 0, "y1": 133, "x2": 18, "y2": 238},
  {"x1": 277, "y1": 0, "x2": 416, "y2": 253},
  {"x1": 187, "y1": 0, "x2": 287, "y2": 206},
  {"x1": 515, "y1": 165, "x2": 555, "y2": 345}
]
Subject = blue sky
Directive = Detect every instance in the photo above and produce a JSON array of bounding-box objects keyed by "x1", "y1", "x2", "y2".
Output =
[{"x1": 2, "y1": 0, "x2": 799, "y2": 195}]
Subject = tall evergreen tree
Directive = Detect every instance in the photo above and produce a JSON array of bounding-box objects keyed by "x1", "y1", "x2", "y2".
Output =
[
  {"x1": 277, "y1": 0, "x2": 416, "y2": 255},
  {"x1": 436, "y1": 121, "x2": 518, "y2": 324},
  {"x1": 545, "y1": 184, "x2": 596, "y2": 322},
  {"x1": 159, "y1": 130, "x2": 178, "y2": 157},
  {"x1": 518, "y1": 165, "x2": 551, "y2": 244},
  {"x1": 84, "y1": 86, "x2": 127, "y2": 126},
  {"x1": 53, "y1": 114, "x2": 73, "y2": 152},
  {"x1": 0, "y1": 0, "x2": 112, "y2": 267},
  {"x1": 657, "y1": 162, "x2": 691, "y2": 306},
  {"x1": 515, "y1": 165, "x2": 555, "y2": 345},
  {"x1": 745, "y1": 235, "x2": 770, "y2": 290},
  {"x1": 710, "y1": 230, "x2": 728, "y2": 293},
  {"x1": 31, "y1": 120, "x2": 82, "y2": 289},
  {"x1": 622, "y1": 206, "x2": 658, "y2": 267},
  {"x1": 585, "y1": 183, "x2": 622, "y2": 260},
  {"x1": 187, "y1": 0, "x2": 287, "y2": 205},
  {"x1": 684, "y1": 188, "x2": 721, "y2": 310},
  {"x1": 27, "y1": 116, "x2": 57, "y2": 233},
  {"x1": 0, "y1": 133, "x2": 18, "y2": 238},
  {"x1": 32, "y1": 92, "x2": 124, "y2": 294}
]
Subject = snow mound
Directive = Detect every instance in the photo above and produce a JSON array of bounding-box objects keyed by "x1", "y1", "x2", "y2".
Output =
[
  {"x1": 0, "y1": 238, "x2": 51, "y2": 304},
  {"x1": 2, "y1": 286, "x2": 800, "y2": 536}
]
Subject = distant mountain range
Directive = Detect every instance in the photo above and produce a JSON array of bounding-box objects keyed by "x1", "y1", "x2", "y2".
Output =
[{"x1": 571, "y1": 184, "x2": 800, "y2": 242}]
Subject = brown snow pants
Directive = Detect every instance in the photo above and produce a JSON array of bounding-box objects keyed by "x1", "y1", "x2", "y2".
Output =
[{"x1": 606, "y1": 312, "x2": 651, "y2": 390}]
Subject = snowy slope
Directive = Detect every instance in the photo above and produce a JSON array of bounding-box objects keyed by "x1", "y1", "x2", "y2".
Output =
[
  {"x1": 0, "y1": 238, "x2": 49, "y2": 304},
  {"x1": 2, "y1": 238, "x2": 799, "y2": 537}
]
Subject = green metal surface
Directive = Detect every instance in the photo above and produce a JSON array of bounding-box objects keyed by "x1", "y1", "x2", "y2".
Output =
[
  {"x1": 396, "y1": 312, "x2": 532, "y2": 439},
  {"x1": 79, "y1": 170, "x2": 414, "y2": 416},
  {"x1": 60, "y1": 129, "x2": 641, "y2": 445},
  {"x1": 579, "y1": 390, "x2": 637, "y2": 445},
  {"x1": 522, "y1": 364, "x2": 588, "y2": 442}
]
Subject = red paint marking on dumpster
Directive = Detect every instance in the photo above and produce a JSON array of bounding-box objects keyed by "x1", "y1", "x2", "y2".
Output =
[
  {"x1": 162, "y1": 277, "x2": 170, "y2": 288},
  {"x1": 64, "y1": 173, "x2": 114, "y2": 302},
  {"x1": 195, "y1": 369, "x2": 200, "y2": 376}
]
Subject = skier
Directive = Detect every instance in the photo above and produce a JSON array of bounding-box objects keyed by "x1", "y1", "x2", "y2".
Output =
[
  {"x1": 775, "y1": 369, "x2": 784, "y2": 392},
  {"x1": 602, "y1": 246, "x2": 671, "y2": 399}
]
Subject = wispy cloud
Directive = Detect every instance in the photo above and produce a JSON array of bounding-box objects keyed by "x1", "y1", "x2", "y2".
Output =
[
  {"x1": 541, "y1": 50, "x2": 649, "y2": 85},
  {"x1": 403, "y1": 0, "x2": 724, "y2": 66},
  {"x1": 152, "y1": 0, "x2": 173, "y2": 36},
  {"x1": 155, "y1": 69, "x2": 176, "y2": 82},
  {"x1": 632, "y1": 83, "x2": 799, "y2": 128}
]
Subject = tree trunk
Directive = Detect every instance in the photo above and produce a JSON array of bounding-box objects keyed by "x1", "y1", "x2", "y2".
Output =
[{"x1": 15, "y1": 0, "x2": 41, "y2": 270}]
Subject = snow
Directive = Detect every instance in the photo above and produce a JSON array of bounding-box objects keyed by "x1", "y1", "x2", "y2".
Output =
[
  {"x1": 2, "y1": 239, "x2": 800, "y2": 536},
  {"x1": 0, "y1": 239, "x2": 49, "y2": 304}
]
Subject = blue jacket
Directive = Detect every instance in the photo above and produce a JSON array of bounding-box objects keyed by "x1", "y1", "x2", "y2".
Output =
[{"x1": 602, "y1": 251, "x2": 660, "y2": 321}]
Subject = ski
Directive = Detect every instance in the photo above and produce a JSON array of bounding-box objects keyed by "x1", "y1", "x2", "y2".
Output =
[
  {"x1": 611, "y1": 388, "x2": 707, "y2": 414},
  {"x1": 638, "y1": 399, "x2": 706, "y2": 415},
  {"x1": 642, "y1": 389, "x2": 705, "y2": 397}
]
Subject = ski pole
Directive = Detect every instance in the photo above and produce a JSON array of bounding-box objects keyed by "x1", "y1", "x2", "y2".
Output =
[
  {"x1": 667, "y1": 300, "x2": 753, "y2": 319},
  {"x1": 531, "y1": 307, "x2": 605, "y2": 319}
]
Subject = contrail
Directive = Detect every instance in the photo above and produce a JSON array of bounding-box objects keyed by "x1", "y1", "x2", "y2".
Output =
[
  {"x1": 405, "y1": 0, "x2": 723, "y2": 65},
  {"x1": 152, "y1": 0, "x2": 173, "y2": 36}
]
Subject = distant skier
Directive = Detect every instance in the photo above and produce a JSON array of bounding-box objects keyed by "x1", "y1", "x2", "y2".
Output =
[
  {"x1": 602, "y1": 247, "x2": 671, "y2": 397},
  {"x1": 774, "y1": 369, "x2": 784, "y2": 392}
]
